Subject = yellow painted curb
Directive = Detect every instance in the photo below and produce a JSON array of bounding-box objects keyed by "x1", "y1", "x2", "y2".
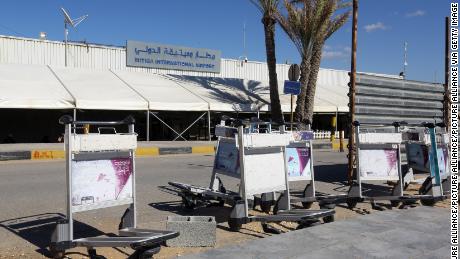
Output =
[
  {"x1": 135, "y1": 147, "x2": 159, "y2": 156},
  {"x1": 192, "y1": 146, "x2": 215, "y2": 154},
  {"x1": 31, "y1": 150, "x2": 65, "y2": 160}
]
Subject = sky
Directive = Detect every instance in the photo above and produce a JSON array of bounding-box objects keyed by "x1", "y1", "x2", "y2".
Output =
[{"x1": 0, "y1": 0, "x2": 451, "y2": 83}]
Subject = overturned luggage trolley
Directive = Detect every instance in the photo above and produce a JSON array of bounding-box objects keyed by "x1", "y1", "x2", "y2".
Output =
[
  {"x1": 169, "y1": 124, "x2": 335, "y2": 232},
  {"x1": 346, "y1": 121, "x2": 446, "y2": 209},
  {"x1": 50, "y1": 116, "x2": 178, "y2": 259}
]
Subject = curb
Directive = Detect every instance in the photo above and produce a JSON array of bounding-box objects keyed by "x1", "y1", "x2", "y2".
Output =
[
  {"x1": 0, "y1": 143, "x2": 333, "y2": 162},
  {"x1": 0, "y1": 145, "x2": 217, "y2": 161}
]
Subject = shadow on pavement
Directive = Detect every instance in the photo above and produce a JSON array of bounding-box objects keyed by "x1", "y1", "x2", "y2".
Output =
[{"x1": 0, "y1": 213, "x2": 105, "y2": 258}]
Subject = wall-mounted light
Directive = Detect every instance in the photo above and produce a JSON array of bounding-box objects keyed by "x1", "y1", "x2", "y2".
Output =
[{"x1": 39, "y1": 32, "x2": 47, "y2": 40}]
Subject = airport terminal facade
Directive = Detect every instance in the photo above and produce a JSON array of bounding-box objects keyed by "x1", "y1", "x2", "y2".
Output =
[{"x1": 0, "y1": 35, "x2": 377, "y2": 142}]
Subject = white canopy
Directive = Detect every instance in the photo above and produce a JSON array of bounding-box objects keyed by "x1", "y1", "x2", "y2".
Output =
[
  {"x1": 0, "y1": 64, "x2": 350, "y2": 113},
  {"x1": 315, "y1": 69, "x2": 349, "y2": 112},
  {"x1": 167, "y1": 75, "x2": 270, "y2": 112},
  {"x1": 0, "y1": 63, "x2": 74, "y2": 109},
  {"x1": 51, "y1": 67, "x2": 148, "y2": 110},
  {"x1": 113, "y1": 70, "x2": 208, "y2": 111}
]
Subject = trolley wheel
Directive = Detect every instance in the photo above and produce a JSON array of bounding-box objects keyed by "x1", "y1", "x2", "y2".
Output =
[
  {"x1": 301, "y1": 202, "x2": 313, "y2": 209},
  {"x1": 182, "y1": 197, "x2": 196, "y2": 210},
  {"x1": 260, "y1": 201, "x2": 272, "y2": 213},
  {"x1": 346, "y1": 198, "x2": 358, "y2": 209},
  {"x1": 88, "y1": 248, "x2": 107, "y2": 259},
  {"x1": 390, "y1": 200, "x2": 401, "y2": 207},
  {"x1": 49, "y1": 244, "x2": 65, "y2": 259},
  {"x1": 323, "y1": 215, "x2": 335, "y2": 223},
  {"x1": 273, "y1": 202, "x2": 279, "y2": 215},
  {"x1": 420, "y1": 198, "x2": 436, "y2": 206},
  {"x1": 319, "y1": 203, "x2": 336, "y2": 210},
  {"x1": 228, "y1": 218, "x2": 242, "y2": 232},
  {"x1": 128, "y1": 246, "x2": 160, "y2": 259}
]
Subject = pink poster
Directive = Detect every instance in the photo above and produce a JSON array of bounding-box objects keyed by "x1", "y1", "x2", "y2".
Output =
[
  {"x1": 359, "y1": 149, "x2": 399, "y2": 180},
  {"x1": 71, "y1": 158, "x2": 133, "y2": 208}
]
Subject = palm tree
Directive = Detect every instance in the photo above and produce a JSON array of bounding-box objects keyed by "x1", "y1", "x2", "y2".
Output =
[
  {"x1": 251, "y1": 0, "x2": 285, "y2": 125},
  {"x1": 304, "y1": 1, "x2": 350, "y2": 123},
  {"x1": 277, "y1": 0, "x2": 350, "y2": 125}
]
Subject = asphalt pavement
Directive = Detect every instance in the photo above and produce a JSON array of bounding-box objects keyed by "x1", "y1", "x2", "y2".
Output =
[
  {"x1": 185, "y1": 206, "x2": 449, "y2": 259},
  {"x1": 0, "y1": 150, "x2": 449, "y2": 258}
]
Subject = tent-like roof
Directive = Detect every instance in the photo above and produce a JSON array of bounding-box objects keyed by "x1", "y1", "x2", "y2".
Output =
[
  {"x1": 0, "y1": 63, "x2": 74, "y2": 109},
  {"x1": 113, "y1": 70, "x2": 208, "y2": 111},
  {"x1": 167, "y1": 75, "x2": 270, "y2": 112},
  {"x1": 51, "y1": 67, "x2": 148, "y2": 110},
  {"x1": 0, "y1": 64, "x2": 351, "y2": 113}
]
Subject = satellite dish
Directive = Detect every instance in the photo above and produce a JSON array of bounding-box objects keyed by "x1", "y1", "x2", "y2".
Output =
[
  {"x1": 60, "y1": 7, "x2": 88, "y2": 28},
  {"x1": 61, "y1": 7, "x2": 74, "y2": 26}
]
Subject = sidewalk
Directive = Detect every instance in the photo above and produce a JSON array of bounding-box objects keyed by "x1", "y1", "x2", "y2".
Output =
[
  {"x1": 0, "y1": 140, "x2": 335, "y2": 161},
  {"x1": 184, "y1": 206, "x2": 449, "y2": 259}
]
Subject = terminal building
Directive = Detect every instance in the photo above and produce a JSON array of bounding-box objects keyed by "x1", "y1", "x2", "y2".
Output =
[{"x1": 0, "y1": 35, "x2": 397, "y2": 142}]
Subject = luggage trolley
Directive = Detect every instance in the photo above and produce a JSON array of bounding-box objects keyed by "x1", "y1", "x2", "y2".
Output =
[
  {"x1": 226, "y1": 125, "x2": 335, "y2": 231},
  {"x1": 272, "y1": 129, "x2": 348, "y2": 214},
  {"x1": 402, "y1": 122, "x2": 450, "y2": 205},
  {"x1": 167, "y1": 122, "x2": 242, "y2": 210},
  {"x1": 168, "y1": 118, "x2": 275, "y2": 211},
  {"x1": 50, "y1": 116, "x2": 178, "y2": 259},
  {"x1": 346, "y1": 121, "x2": 445, "y2": 209},
  {"x1": 169, "y1": 123, "x2": 335, "y2": 232}
]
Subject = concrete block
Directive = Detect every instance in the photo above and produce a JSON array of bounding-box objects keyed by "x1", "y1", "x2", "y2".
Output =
[
  {"x1": 166, "y1": 216, "x2": 216, "y2": 247},
  {"x1": 0, "y1": 151, "x2": 31, "y2": 161}
]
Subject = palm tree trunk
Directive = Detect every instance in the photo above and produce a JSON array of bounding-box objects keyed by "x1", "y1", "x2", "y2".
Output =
[
  {"x1": 304, "y1": 40, "x2": 325, "y2": 123},
  {"x1": 295, "y1": 56, "x2": 311, "y2": 125},
  {"x1": 263, "y1": 16, "x2": 284, "y2": 125}
]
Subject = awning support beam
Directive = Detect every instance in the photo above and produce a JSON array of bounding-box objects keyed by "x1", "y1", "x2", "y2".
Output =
[
  {"x1": 149, "y1": 112, "x2": 187, "y2": 141},
  {"x1": 173, "y1": 112, "x2": 207, "y2": 141}
]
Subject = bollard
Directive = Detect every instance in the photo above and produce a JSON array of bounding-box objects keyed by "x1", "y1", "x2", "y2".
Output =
[
  {"x1": 83, "y1": 124, "x2": 90, "y2": 134},
  {"x1": 339, "y1": 131, "x2": 344, "y2": 152}
]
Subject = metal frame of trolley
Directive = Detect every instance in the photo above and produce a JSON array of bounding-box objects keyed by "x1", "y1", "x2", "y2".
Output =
[
  {"x1": 50, "y1": 116, "x2": 178, "y2": 259},
  {"x1": 168, "y1": 121, "x2": 335, "y2": 232},
  {"x1": 271, "y1": 126, "x2": 348, "y2": 214},
  {"x1": 346, "y1": 121, "x2": 446, "y2": 209},
  {"x1": 399, "y1": 122, "x2": 451, "y2": 206}
]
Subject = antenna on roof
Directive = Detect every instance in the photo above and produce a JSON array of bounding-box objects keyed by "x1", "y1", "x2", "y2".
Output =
[
  {"x1": 61, "y1": 7, "x2": 88, "y2": 66},
  {"x1": 238, "y1": 22, "x2": 248, "y2": 67}
]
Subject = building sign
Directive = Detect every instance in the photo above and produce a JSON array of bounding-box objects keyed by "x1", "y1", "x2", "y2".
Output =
[{"x1": 126, "y1": 40, "x2": 221, "y2": 73}]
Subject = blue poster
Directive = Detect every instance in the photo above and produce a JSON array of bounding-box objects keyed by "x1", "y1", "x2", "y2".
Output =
[{"x1": 214, "y1": 141, "x2": 239, "y2": 177}]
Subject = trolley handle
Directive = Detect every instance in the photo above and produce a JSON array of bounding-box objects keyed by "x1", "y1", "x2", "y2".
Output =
[{"x1": 58, "y1": 115, "x2": 135, "y2": 126}]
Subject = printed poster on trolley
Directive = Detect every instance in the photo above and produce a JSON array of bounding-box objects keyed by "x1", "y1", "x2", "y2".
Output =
[
  {"x1": 214, "y1": 140, "x2": 239, "y2": 177},
  {"x1": 71, "y1": 158, "x2": 133, "y2": 211},
  {"x1": 359, "y1": 149, "x2": 399, "y2": 180},
  {"x1": 286, "y1": 147, "x2": 312, "y2": 181},
  {"x1": 406, "y1": 144, "x2": 450, "y2": 178}
]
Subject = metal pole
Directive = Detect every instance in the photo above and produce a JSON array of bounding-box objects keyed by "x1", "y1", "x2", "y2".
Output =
[
  {"x1": 348, "y1": 0, "x2": 358, "y2": 183},
  {"x1": 173, "y1": 112, "x2": 207, "y2": 141},
  {"x1": 64, "y1": 23, "x2": 68, "y2": 67},
  {"x1": 73, "y1": 109, "x2": 76, "y2": 133},
  {"x1": 128, "y1": 123, "x2": 137, "y2": 228},
  {"x1": 64, "y1": 123, "x2": 73, "y2": 240},
  {"x1": 290, "y1": 94, "x2": 294, "y2": 131},
  {"x1": 146, "y1": 110, "x2": 150, "y2": 141},
  {"x1": 150, "y1": 112, "x2": 187, "y2": 141},
  {"x1": 207, "y1": 110, "x2": 211, "y2": 141},
  {"x1": 445, "y1": 16, "x2": 451, "y2": 131}
]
